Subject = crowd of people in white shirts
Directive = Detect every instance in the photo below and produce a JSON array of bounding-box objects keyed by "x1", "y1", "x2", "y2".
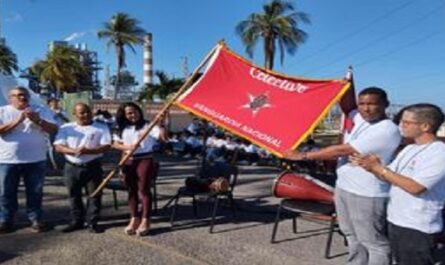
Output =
[{"x1": 166, "y1": 118, "x2": 275, "y2": 165}]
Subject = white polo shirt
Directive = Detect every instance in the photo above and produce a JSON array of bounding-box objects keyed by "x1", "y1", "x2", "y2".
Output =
[
  {"x1": 336, "y1": 111, "x2": 401, "y2": 197},
  {"x1": 0, "y1": 104, "x2": 56, "y2": 163},
  {"x1": 54, "y1": 121, "x2": 111, "y2": 164},
  {"x1": 113, "y1": 124, "x2": 161, "y2": 154},
  {"x1": 387, "y1": 141, "x2": 445, "y2": 234}
]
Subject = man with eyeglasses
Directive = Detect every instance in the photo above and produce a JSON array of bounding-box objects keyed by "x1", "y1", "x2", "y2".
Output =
[
  {"x1": 0, "y1": 86, "x2": 57, "y2": 233},
  {"x1": 285, "y1": 82, "x2": 402, "y2": 264},
  {"x1": 352, "y1": 104, "x2": 445, "y2": 265}
]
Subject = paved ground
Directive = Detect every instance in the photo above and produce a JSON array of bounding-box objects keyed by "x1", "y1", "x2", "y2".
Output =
[{"x1": 0, "y1": 155, "x2": 348, "y2": 265}]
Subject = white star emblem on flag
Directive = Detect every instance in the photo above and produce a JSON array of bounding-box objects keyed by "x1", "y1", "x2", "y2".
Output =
[{"x1": 240, "y1": 92, "x2": 273, "y2": 117}]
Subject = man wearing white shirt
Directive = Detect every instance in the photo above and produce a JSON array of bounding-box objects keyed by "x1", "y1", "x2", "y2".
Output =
[
  {"x1": 54, "y1": 103, "x2": 111, "y2": 233},
  {"x1": 352, "y1": 104, "x2": 445, "y2": 265},
  {"x1": 285, "y1": 87, "x2": 401, "y2": 265},
  {"x1": 0, "y1": 86, "x2": 57, "y2": 233},
  {"x1": 244, "y1": 143, "x2": 260, "y2": 165},
  {"x1": 47, "y1": 98, "x2": 69, "y2": 126},
  {"x1": 186, "y1": 118, "x2": 201, "y2": 135}
]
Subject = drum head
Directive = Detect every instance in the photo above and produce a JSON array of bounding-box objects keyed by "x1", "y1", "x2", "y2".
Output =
[{"x1": 272, "y1": 171, "x2": 333, "y2": 203}]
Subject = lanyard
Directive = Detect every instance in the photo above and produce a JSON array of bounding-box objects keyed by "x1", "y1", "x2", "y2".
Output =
[
  {"x1": 349, "y1": 116, "x2": 389, "y2": 141},
  {"x1": 349, "y1": 121, "x2": 370, "y2": 140},
  {"x1": 394, "y1": 141, "x2": 435, "y2": 173}
]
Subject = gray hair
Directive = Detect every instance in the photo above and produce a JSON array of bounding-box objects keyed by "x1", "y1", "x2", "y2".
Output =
[
  {"x1": 404, "y1": 103, "x2": 444, "y2": 134},
  {"x1": 9, "y1": 86, "x2": 29, "y2": 96}
]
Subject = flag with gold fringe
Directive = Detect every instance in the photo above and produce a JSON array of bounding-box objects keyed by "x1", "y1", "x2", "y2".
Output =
[{"x1": 176, "y1": 44, "x2": 350, "y2": 157}]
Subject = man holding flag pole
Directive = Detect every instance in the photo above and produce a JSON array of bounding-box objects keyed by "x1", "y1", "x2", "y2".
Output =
[
  {"x1": 156, "y1": 41, "x2": 401, "y2": 264},
  {"x1": 284, "y1": 69, "x2": 401, "y2": 265}
]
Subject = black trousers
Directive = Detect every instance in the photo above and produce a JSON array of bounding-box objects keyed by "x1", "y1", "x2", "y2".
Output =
[
  {"x1": 388, "y1": 222, "x2": 440, "y2": 265},
  {"x1": 64, "y1": 160, "x2": 103, "y2": 225}
]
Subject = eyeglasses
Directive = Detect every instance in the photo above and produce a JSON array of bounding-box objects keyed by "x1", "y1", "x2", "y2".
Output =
[{"x1": 400, "y1": 119, "x2": 421, "y2": 125}]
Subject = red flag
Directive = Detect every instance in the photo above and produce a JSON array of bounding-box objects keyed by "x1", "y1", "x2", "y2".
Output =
[{"x1": 176, "y1": 45, "x2": 350, "y2": 157}]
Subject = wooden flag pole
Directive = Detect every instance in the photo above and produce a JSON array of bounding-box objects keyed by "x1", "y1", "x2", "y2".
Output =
[{"x1": 90, "y1": 42, "x2": 224, "y2": 198}]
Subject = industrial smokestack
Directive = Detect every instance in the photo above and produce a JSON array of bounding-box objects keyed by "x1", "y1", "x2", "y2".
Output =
[{"x1": 143, "y1": 33, "x2": 153, "y2": 85}]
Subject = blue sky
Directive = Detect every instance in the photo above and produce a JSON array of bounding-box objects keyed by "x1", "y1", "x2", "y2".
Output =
[{"x1": 2, "y1": 0, "x2": 445, "y2": 107}]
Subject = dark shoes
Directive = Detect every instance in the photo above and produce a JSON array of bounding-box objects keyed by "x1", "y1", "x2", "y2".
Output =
[
  {"x1": 87, "y1": 223, "x2": 104, "y2": 234},
  {"x1": 61, "y1": 221, "x2": 104, "y2": 234},
  {"x1": 61, "y1": 222, "x2": 85, "y2": 233},
  {"x1": 0, "y1": 222, "x2": 14, "y2": 234}
]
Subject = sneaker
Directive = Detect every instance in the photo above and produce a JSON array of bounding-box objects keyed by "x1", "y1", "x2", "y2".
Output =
[
  {"x1": 61, "y1": 222, "x2": 84, "y2": 233},
  {"x1": 30, "y1": 221, "x2": 48, "y2": 233},
  {"x1": 0, "y1": 222, "x2": 13, "y2": 234}
]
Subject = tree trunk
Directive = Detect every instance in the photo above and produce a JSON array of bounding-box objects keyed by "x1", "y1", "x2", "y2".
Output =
[
  {"x1": 114, "y1": 46, "x2": 124, "y2": 100},
  {"x1": 114, "y1": 66, "x2": 120, "y2": 100},
  {"x1": 264, "y1": 36, "x2": 275, "y2": 70}
]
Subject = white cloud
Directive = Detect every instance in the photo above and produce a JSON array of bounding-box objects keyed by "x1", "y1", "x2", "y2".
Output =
[
  {"x1": 5, "y1": 13, "x2": 24, "y2": 23},
  {"x1": 64, "y1": 32, "x2": 87, "y2": 42}
]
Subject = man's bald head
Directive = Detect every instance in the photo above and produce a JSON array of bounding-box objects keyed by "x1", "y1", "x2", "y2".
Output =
[{"x1": 73, "y1": 102, "x2": 92, "y2": 125}]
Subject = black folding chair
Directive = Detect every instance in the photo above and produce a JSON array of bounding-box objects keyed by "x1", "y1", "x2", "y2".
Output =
[
  {"x1": 169, "y1": 166, "x2": 238, "y2": 233},
  {"x1": 271, "y1": 198, "x2": 341, "y2": 259}
]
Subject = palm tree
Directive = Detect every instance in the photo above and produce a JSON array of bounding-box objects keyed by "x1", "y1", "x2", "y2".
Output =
[
  {"x1": 98, "y1": 13, "x2": 146, "y2": 100},
  {"x1": 236, "y1": 0, "x2": 310, "y2": 70},
  {"x1": 31, "y1": 46, "x2": 87, "y2": 95},
  {"x1": 138, "y1": 71, "x2": 184, "y2": 102},
  {"x1": 0, "y1": 43, "x2": 18, "y2": 75}
]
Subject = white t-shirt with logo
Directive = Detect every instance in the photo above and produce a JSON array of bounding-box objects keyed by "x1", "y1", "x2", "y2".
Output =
[
  {"x1": 113, "y1": 124, "x2": 161, "y2": 154},
  {"x1": 387, "y1": 141, "x2": 445, "y2": 234},
  {"x1": 0, "y1": 104, "x2": 56, "y2": 163},
  {"x1": 54, "y1": 121, "x2": 111, "y2": 164},
  {"x1": 336, "y1": 110, "x2": 401, "y2": 197}
]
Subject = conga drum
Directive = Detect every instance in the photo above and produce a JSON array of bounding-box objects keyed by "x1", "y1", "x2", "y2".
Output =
[{"x1": 272, "y1": 171, "x2": 334, "y2": 203}]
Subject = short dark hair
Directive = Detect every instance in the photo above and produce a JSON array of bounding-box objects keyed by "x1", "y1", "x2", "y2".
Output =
[
  {"x1": 359, "y1": 87, "x2": 389, "y2": 106},
  {"x1": 404, "y1": 103, "x2": 444, "y2": 134},
  {"x1": 47, "y1": 98, "x2": 58, "y2": 104}
]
